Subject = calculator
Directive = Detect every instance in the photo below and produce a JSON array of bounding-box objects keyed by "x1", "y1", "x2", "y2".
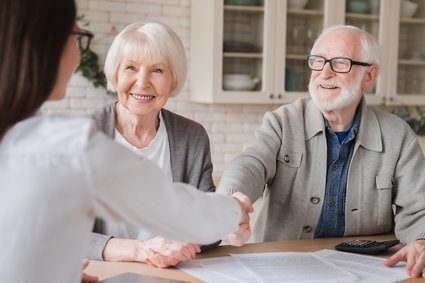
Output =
[{"x1": 335, "y1": 239, "x2": 400, "y2": 255}]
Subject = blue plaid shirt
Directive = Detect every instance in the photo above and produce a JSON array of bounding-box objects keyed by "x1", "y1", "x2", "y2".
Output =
[{"x1": 314, "y1": 107, "x2": 361, "y2": 238}]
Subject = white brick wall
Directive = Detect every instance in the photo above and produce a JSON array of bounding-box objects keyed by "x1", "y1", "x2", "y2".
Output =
[{"x1": 42, "y1": 0, "x2": 277, "y2": 179}]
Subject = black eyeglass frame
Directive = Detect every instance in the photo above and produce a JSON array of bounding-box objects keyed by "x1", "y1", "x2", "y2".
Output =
[
  {"x1": 307, "y1": 55, "x2": 372, "y2": 73},
  {"x1": 72, "y1": 28, "x2": 94, "y2": 53}
]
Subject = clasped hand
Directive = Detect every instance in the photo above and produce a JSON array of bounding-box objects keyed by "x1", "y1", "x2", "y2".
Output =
[
  {"x1": 103, "y1": 236, "x2": 200, "y2": 268},
  {"x1": 222, "y1": 192, "x2": 254, "y2": 247},
  {"x1": 384, "y1": 239, "x2": 425, "y2": 278},
  {"x1": 137, "y1": 237, "x2": 200, "y2": 268}
]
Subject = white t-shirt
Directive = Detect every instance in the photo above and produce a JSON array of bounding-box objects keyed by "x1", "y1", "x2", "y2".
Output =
[
  {"x1": 108, "y1": 112, "x2": 173, "y2": 239},
  {"x1": 0, "y1": 114, "x2": 240, "y2": 283},
  {"x1": 113, "y1": 112, "x2": 173, "y2": 183}
]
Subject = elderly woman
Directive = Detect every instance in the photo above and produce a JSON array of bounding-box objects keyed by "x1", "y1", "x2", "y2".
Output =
[{"x1": 87, "y1": 22, "x2": 224, "y2": 268}]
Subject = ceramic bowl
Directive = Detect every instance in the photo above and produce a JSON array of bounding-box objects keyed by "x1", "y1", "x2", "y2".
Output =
[
  {"x1": 223, "y1": 74, "x2": 260, "y2": 91},
  {"x1": 288, "y1": 0, "x2": 309, "y2": 10},
  {"x1": 400, "y1": 0, "x2": 418, "y2": 18},
  {"x1": 346, "y1": 1, "x2": 370, "y2": 14}
]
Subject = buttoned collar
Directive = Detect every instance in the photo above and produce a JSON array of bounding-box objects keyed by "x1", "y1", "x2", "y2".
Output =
[
  {"x1": 305, "y1": 98, "x2": 326, "y2": 141},
  {"x1": 324, "y1": 102, "x2": 361, "y2": 144},
  {"x1": 356, "y1": 97, "x2": 382, "y2": 152},
  {"x1": 304, "y1": 97, "x2": 383, "y2": 152}
]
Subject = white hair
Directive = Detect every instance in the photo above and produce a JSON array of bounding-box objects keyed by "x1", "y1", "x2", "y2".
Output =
[
  {"x1": 104, "y1": 22, "x2": 187, "y2": 96},
  {"x1": 310, "y1": 25, "x2": 381, "y2": 66}
]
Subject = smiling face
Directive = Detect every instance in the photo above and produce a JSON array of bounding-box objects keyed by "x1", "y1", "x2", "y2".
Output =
[
  {"x1": 308, "y1": 29, "x2": 369, "y2": 112},
  {"x1": 115, "y1": 58, "x2": 174, "y2": 117}
]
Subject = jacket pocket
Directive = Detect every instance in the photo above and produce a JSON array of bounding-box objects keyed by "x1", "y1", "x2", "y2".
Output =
[
  {"x1": 277, "y1": 148, "x2": 303, "y2": 168},
  {"x1": 271, "y1": 148, "x2": 303, "y2": 204},
  {"x1": 375, "y1": 173, "x2": 393, "y2": 229},
  {"x1": 375, "y1": 173, "x2": 393, "y2": 190}
]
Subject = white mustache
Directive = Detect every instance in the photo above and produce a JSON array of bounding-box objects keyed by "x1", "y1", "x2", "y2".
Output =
[{"x1": 311, "y1": 78, "x2": 344, "y2": 89}]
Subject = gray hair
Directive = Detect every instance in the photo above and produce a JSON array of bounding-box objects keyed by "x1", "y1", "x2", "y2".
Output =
[
  {"x1": 104, "y1": 22, "x2": 187, "y2": 96},
  {"x1": 310, "y1": 25, "x2": 380, "y2": 66}
]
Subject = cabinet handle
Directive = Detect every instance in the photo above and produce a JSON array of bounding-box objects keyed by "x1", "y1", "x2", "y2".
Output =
[
  {"x1": 270, "y1": 94, "x2": 274, "y2": 99},
  {"x1": 278, "y1": 94, "x2": 282, "y2": 99}
]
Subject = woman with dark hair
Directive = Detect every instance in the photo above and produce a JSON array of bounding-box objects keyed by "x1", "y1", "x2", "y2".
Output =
[{"x1": 0, "y1": 0, "x2": 252, "y2": 282}]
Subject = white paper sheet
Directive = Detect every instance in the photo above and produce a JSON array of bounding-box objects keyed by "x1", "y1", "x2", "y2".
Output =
[
  {"x1": 314, "y1": 249, "x2": 409, "y2": 283},
  {"x1": 231, "y1": 252, "x2": 359, "y2": 283},
  {"x1": 198, "y1": 256, "x2": 261, "y2": 283},
  {"x1": 177, "y1": 250, "x2": 411, "y2": 283},
  {"x1": 177, "y1": 257, "x2": 246, "y2": 283}
]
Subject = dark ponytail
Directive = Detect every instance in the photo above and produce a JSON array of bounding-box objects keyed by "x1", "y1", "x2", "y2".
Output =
[{"x1": 0, "y1": 0, "x2": 76, "y2": 139}]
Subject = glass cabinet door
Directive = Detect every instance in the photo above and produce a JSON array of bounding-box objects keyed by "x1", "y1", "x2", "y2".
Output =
[
  {"x1": 284, "y1": 0, "x2": 325, "y2": 93},
  {"x1": 222, "y1": 0, "x2": 265, "y2": 92},
  {"x1": 397, "y1": 0, "x2": 425, "y2": 96},
  {"x1": 345, "y1": 0, "x2": 381, "y2": 96}
]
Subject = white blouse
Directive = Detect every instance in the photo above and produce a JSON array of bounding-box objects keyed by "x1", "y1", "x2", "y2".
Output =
[
  {"x1": 0, "y1": 113, "x2": 240, "y2": 283},
  {"x1": 114, "y1": 111, "x2": 173, "y2": 182},
  {"x1": 110, "y1": 112, "x2": 173, "y2": 240}
]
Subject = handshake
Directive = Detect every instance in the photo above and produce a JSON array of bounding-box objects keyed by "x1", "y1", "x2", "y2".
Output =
[{"x1": 223, "y1": 192, "x2": 255, "y2": 247}]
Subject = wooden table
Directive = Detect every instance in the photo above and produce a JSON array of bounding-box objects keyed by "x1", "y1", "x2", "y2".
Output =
[{"x1": 85, "y1": 234, "x2": 424, "y2": 282}]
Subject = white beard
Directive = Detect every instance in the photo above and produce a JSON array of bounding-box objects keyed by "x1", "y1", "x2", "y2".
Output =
[{"x1": 308, "y1": 71, "x2": 365, "y2": 112}]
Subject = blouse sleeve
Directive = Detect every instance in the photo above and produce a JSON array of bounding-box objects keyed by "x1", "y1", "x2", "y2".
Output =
[{"x1": 83, "y1": 132, "x2": 241, "y2": 245}]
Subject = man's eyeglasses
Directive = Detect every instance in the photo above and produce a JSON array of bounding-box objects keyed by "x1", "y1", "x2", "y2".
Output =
[
  {"x1": 307, "y1": 55, "x2": 372, "y2": 73},
  {"x1": 72, "y1": 28, "x2": 93, "y2": 53}
]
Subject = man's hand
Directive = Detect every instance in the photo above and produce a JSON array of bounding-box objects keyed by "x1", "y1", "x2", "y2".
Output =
[
  {"x1": 223, "y1": 192, "x2": 254, "y2": 246},
  {"x1": 384, "y1": 239, "x2": 425, "y2": 278},
  {"x1": 81, "y1": 259, "x2": 98, "y2": 283},
  {"x1": 103, "y1": 237, "x2": 200, "y2": 268}
]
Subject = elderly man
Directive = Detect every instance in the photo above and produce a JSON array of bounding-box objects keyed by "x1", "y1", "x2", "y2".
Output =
[{"x1": 218, "y1": 25, "x2": 425, "y2": 278}]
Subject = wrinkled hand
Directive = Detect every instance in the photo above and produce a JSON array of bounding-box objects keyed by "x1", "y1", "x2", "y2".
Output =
[
  {"x1": 81, "y1": 259, "x2": 98, "y2": 283},
  {"x1": 103, "y1": 237, "x2": 200, "y2": 268},
  {"x1": 384, "y1": 239, "x2": 425, "y2": 278},
  {"x1": 223, "y1": 192, "x2": 254, "y2": 246},
  {"x1": 135, "y1": 237, "x2": 201, "y2": 268}
]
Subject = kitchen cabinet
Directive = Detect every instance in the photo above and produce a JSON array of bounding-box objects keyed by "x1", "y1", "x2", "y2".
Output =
[
  {"x1": 391, "y1": 0, "x2": 425, "y2": 105},
  {"x1": 190, "y1": 0, "x2": 425, "y2": 105}
]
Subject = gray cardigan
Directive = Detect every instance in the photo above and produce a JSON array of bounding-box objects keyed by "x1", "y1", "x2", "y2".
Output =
[
  {"x1": 87, "y1": 103, "x2": 215, "y2": 260},
  {"x1": 218, "y1": 97, "x2": 425, "y2": 244}
]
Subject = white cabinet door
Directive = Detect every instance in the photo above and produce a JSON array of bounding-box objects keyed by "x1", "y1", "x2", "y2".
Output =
[
  {"x1": 391, "y1": 0, "x2": 425, "y2": 105},
  {"x1": 191, "y1": 0, "x2": 274, "y2": 104},
  {"x1": 190, "y1": 0, "x2": 425, "y2": 105},
  {"x1": 277, "y1": 0, "x2": 325, "y2": 103}
]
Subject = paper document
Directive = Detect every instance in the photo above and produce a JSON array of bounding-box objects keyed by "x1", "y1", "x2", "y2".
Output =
[
  {"x1": 314, "y1": 249, "x2": 409, "y2": 283},
  {"x1": 177, "y1": 250, "x2": 410, "y2": 283},
  {"x1": 199, "y1": 256, "x2": 261, "y2": 283},
  {"x1": 231, "y1": 252, "x2": 358, "y2": 283},
  {"x1": 178, "y1": 257, "x2": 249, "y2": 283}
]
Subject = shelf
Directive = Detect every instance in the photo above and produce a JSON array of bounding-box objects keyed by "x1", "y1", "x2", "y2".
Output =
[
  {"x1": 224, "y1": 5, "x2": 264, "y2": 13},
  {"x1": 286, "y1": 54, "x2": 308, "y2": 60},
  {"x1": 287, "y1": 9, "x2": 323, "y2": 16},
  {"x1": 400, "y1": 17, "x2": 425, "y2": 24},
  {"x1": 398, "y1": 59, "x2": 425, "y2": 66},
  {"x1": 345, "y1": 13, "x2": 379, "y2": 21},
  {"x1": 223, "y1": 52, "x2": 263, "y2": 58}
]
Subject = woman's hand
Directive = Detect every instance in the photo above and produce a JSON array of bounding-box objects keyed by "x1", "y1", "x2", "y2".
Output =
[
  {"x1": 222, "y1": 192, "x2": 254, "y2": 246},
  {"x1": 384, "y1": 239, "x2": 425, "y2": 278},
  {"x1": 103, "y1": 237, "x2": 200, "y2": 268},
  {"x1": 81, "y1": 259, "x2": 98, "y2": 283}
]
